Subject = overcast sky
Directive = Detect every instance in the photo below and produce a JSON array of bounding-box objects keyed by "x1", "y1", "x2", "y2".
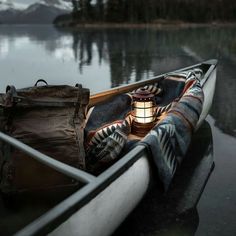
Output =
[
  {"x1": 13, "y1": 0, "x2": 38, "y2": 6},
  {"x1": 14, "y1": 0, "x2": 37, "y2": 3}
]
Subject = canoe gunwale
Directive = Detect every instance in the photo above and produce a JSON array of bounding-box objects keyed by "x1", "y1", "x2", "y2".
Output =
[
  {"x1": 89, "y1": 59, "x2": 217, "y2": 108},
  {"x1": 0, "y1": 59, "x2": 217, "y2": 236}
]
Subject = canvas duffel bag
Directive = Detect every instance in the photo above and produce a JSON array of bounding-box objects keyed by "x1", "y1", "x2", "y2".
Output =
[{"x1": 0, "y1": 81, "x2": 90, "y2": 194}]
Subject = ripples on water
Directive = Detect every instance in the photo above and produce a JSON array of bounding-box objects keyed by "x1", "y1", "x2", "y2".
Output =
[{"x1": 0, "y1": 25, "x2": 236, "y2": 235}]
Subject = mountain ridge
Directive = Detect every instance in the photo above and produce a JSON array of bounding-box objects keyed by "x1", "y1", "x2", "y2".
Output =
[{"x1": 0, "y1": 0, "x2": 72, "y2": 24}]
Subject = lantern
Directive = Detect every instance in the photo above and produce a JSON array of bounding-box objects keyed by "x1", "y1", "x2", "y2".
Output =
[{"x1": 131, "y1": 87, "x2": 157, "y2": 137}]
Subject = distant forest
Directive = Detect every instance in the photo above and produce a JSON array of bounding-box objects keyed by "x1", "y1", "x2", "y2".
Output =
[{"x1": 60, "y1": 0, "x2": 236, "y2": 24}]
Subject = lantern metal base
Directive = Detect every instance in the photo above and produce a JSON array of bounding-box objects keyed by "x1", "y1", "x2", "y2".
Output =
[{"x1": 131, "y1": 121, "x2": 155, "y2": 137}]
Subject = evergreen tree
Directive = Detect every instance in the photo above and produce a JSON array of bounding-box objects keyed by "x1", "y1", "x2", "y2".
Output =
[
  {"x1": 79, "y1": 0, "x2": 87, "y2": 21},
  {"x1": 96, "y1": 0, "x2": 104, "y2": 21},
  {"x1": 69, "y1": 0, "x2": 236, "y2": 24},
  {"x1": 106, "y1": 0, "x2": 125, "y2": 22},
  {"x1": 71, "y1": 0, "x2": 79, "y2": 20}
]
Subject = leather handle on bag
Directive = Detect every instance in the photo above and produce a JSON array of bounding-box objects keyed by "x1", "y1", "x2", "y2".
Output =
[
  {"x1": 4, "y1": 85, "x2": 17, "y2": 107},
  {"x1": 34, "y1": 79, "x2": 48, "y2": 87},
  {"x1": 6, "y1": 85, "x2": 17, "y2": 95}
]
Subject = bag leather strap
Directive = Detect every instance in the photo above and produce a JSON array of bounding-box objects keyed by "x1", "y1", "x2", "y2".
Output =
[
  {"x1": 73, "y1": 84, "x2": 87, "y2": 170},
  {"x1": 12, "y1": 96, "x2": 78, "y2": 107}
]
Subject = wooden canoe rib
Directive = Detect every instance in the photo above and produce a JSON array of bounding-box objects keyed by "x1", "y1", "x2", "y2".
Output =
[{"x1": 0, "y1": 59, "x2": 217, "y2": 236}]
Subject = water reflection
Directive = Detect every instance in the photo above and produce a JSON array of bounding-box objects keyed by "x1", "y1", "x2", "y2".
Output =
[
  {"x1": 0, "y1": 26, "x2": 74, "y2": 61},
  {"x1": 0, "y1": 25, "x2": 236, "y2": 137},
  {"x1": 113, "y1": 120, "x2": 213, "y2": 236},
  {"x1": 211, "y1": 63, "x2": 236, "y2": 137}
]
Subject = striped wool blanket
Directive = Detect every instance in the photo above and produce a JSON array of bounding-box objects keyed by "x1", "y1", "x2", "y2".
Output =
[
  {"x1": 141, "y1": 69, "x2": 204, "y2": 190},
  {"x1": 85, "y1": 69, "x2": 204, "y2": 189}
]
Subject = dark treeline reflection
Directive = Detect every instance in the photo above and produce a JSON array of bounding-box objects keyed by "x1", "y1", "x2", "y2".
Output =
[
  {"x1": 71, "y1": 28, "x2": 155, "y2": 87},
  {"x1": 63, "y1": 26, "x2": 236, "y2": 137}
]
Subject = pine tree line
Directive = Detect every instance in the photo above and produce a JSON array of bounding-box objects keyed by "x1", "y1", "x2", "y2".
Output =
[{"x1": 69, "y1": 0, "x2": 236, "y2": 23}]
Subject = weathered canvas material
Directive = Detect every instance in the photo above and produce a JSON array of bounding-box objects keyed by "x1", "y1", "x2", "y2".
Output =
[{"x1": 0, "y1": 84, "x2": 89, "y2": 194}]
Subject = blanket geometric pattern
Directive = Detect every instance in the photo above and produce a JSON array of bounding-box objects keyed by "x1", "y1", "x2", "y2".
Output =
[
  {"x1": 141, "y1": 68, "x2": 204, "y2": 190},
  {"x1": 86, "y1": 68, "x2": 204, "y2": 188}
]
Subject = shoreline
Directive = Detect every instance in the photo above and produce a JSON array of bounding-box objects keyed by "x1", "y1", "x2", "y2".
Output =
[{"x1": 55, "y1": 21, "x2": 236, "y2": 29}]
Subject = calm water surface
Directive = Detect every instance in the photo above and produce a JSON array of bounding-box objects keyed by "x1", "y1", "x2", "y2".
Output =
[{"x1": 0, "y1": 25, "x2": 236, "y2": 236}]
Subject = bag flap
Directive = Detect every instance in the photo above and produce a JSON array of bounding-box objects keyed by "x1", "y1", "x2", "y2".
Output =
[{"x1": 0, "y1": 85, "x2": 90, "y2": 108}]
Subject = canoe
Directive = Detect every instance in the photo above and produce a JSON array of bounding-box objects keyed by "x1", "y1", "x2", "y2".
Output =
[{"x1": 0, "y1": 59, "x2": 217, "y2": 236}]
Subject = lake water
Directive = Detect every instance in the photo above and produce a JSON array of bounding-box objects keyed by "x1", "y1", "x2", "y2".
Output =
[{"x1": 0, "y1": 25, "x2": 236, "y2": 236}]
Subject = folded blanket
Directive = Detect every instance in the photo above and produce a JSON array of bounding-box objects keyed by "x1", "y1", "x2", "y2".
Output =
[
  {"x1": 141, "y1": 69, "x2": 204, "y2": 190},
  {"x1": 85, "y1": 69, "x2": 204, "y2": 188}
]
